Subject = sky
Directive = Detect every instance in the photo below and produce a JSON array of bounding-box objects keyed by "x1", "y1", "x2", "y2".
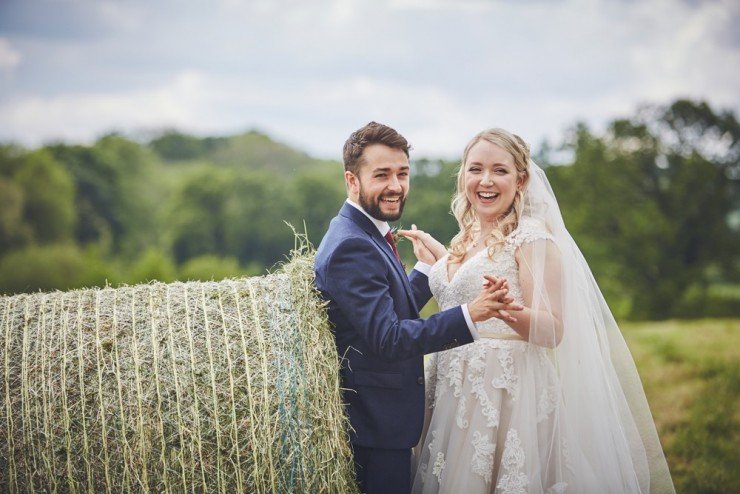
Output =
[{"x1": 0, "y1": 0, "x2": 738, "y2": 160}]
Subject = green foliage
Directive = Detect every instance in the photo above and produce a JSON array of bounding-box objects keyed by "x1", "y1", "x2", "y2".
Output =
[
  {"x1": 12, "y1": 150, "x2": 76, "y2": 244},
  {"x1": 0, "y1": 177, "x2": 30, "y2": 251},
  {"x1": 284, "y1": 169, "x2": 346, "y2": 242},
  {"x1": 167, "y1": 167, "x2": 236, "y2": 262},
  {"x1": 178, "y1": 254, "x2": 258, "y2": 281},
  {"x1": 0, "y1": 244, "x2": 110, "y2": 295},
  {"x1": 127, "y1": 248, "x2": 177, "y2": 284},
  {"x1": 45, "y1": 135, "x2": 158, "y2": 256},
  {"x1": 0, "y1": 100, "x2": 736, "y2": 319},
  {"x1": 547, "y1": 100, "x2": 738, "y2": 319},
  {"x1": 149, "y1": 129, "x2": 318, "y2": 173},
  {"x1": 149, "y1": 129, "x2": 216, "y2": 161}
]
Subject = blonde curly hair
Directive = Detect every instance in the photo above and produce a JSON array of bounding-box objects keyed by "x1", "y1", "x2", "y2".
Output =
[{"x1": 448, "y1": 128, "x2": 530, "y2": 264}]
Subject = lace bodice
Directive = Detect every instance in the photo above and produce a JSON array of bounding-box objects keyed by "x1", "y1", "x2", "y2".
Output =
[{"x1": 429, "y1": 217, "x2": 552, "y2": 337}]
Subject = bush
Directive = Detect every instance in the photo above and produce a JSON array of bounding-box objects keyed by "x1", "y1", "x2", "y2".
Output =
[
  {"x1": 0, "y1": 244, "x2": 111, "y2": 295},
  {"x1": 178, "y1": 254, "x2": 253, "y2": 281}
]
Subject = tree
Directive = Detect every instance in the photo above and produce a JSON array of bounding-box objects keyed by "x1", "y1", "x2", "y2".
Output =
[
  {"x1": 45, "y1": 136, "x2": 159, "y2": 256},
  {"x1": 284, "y1": 167, "x2": 346, "y2": 244},
  {"x1": 549, "y1": 100, "x2": 738, "y2": 319},
  {"x1": 0, "y1": 178, "x2": 31, "y2": 251},
  {"x1": 167, "y1": 167, "x2": 235, "y2": 263},
  {"x1": 13, "y1": 150, "x2": 76, "y2": 244}
]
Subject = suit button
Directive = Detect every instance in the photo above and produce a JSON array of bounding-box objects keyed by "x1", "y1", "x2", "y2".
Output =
[{"x1": 417, "y1": 376, "x2": 424, "y2": 385}]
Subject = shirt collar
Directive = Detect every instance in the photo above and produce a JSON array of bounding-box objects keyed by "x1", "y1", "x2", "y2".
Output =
[{"x1": 346, "y1": 199, "x2": 391, "y2": 237}]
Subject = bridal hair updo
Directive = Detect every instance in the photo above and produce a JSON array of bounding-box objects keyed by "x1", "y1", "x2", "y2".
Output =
[{"x1": 448, "y1": 128, "x2": 530, "y2": 264}]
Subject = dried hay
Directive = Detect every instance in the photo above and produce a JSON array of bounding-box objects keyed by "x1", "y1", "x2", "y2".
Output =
[{"x1": 0, "y1": 242, "x2": 358, "y2": 493}]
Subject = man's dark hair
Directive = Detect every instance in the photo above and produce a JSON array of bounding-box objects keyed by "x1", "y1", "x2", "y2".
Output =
[{"x1": 342, "y1": 121, "x2": 410, "y2": 174}]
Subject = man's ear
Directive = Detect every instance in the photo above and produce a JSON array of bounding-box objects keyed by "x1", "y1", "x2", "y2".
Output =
[{"x1": 345, "y1": 170, "x2": 359, "y2": 196}]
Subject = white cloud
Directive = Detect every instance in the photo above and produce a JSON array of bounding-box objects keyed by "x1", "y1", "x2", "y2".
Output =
[
  {"x1": 0, "y1": 71, "x2": 208, "y2": 145},
  {"x1": 626, "y1": 0, "x2": 740, "y2": 107},
  {"x1": 0, "y1": 38, "x2": 22, "y2": 72},
  {"x1": 0, "y1": 0, "x2": 738, "y2": 158},
  {"x1": 388, "y1": 0, "x2": 493, "y2": 12}
]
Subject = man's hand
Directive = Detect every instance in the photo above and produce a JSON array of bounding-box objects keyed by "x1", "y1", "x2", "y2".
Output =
[
  {"x1": 468, "y1": 275, "x2": 524, "y2": 323},
  {"x1": 407, "y1": 231, "x2": 437, "y2": 265},
  {"x1": 397, "y1": 225, "x2": 447, "y2": 262}
]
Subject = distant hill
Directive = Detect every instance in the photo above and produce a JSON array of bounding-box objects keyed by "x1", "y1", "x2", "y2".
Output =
[{"x1": 148, "y1": 129, "x2": 335, "y2": 172}]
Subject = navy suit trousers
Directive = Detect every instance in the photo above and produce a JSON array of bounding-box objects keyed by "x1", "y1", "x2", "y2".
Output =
[{"x1": 353, "y1": 445, "x2": 411, "y2": 494}]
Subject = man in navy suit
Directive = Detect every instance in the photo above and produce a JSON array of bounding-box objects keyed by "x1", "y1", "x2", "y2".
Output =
[{"x1": 314, "y1": 122, "x2": 519, "y2": 494}]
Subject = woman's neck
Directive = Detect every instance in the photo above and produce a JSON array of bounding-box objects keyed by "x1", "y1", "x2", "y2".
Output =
[{"x1": 477, "y1": 220, "x2": 499, "y2": 239}]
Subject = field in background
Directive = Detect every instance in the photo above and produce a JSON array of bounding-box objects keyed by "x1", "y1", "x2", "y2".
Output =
[{"x1": 623, "y1": 319, "x2": 739, "y2": 493}]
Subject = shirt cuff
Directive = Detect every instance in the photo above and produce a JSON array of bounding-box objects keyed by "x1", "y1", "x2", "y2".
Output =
[
  {"x1": 461, "y1": 304, "x2": 480, "y2": 340},
  {"x1": 413, "y1": 261, "x2": 432, "y2": 276}
]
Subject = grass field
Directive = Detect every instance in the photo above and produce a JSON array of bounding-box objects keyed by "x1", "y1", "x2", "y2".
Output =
[{"x1": 622, "y1": 319, "x2": 739, "y2": 494}]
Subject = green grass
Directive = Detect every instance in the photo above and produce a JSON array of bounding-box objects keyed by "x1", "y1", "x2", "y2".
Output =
[{"x1": 622, "y1": 319, "x2": 739, "y2": 494}]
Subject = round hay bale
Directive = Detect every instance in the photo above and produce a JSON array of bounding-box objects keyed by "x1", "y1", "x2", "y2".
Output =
[{"x1": 0, "y1": 249, "x2": 358, "y2": 493}]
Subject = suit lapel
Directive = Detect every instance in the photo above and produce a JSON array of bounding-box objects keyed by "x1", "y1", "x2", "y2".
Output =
[{"x1": 340, "y1": 204, "x2": 419, "y2": 313}]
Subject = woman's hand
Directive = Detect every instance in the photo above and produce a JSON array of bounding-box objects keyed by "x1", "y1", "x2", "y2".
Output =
[
  {"x1": 482, "y1": 275, "x2": 521, "y2": 323},
  {"x1": 397, "y1": 225, "x2": 447, "y2": 262},
  {"x1": 468, "y1": 275, "x2": 524, "y2": 323}
]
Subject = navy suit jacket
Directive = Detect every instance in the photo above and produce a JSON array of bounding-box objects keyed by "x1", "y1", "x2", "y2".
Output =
[{"x1": 314, "y1": 203, "x2": 474, "y2": 449}]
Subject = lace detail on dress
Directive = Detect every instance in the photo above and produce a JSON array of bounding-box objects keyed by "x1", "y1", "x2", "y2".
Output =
[
  {"x1": 546, "y1": 482, "x2": 568, "y2": 494},
  {"x1": 445, "y1": 352, "x2": 464, "y2": 398},
  {"x1": 456, "y1": 394, "x2": 469, "y2": 429},
  {"x1": 428, "y1": 430, "x2": 439, "y2": 453},
  {"x1": 471, "y1": 430, "x2": 496, "y2": 483},
  {"x1": 492, "y1": 346, "x2": 520, "y2": 400},
  {"x1": 416, "y1": 430, "x2": 438, "y2": 483},
  {"x1": 537, "y1": 383, "x2": 559, "y2": 423},
  {"x1": 432, "y1": 452, "x2": 446, "y2": 483},
  {"x1": 470, "y1": 369, "x2": 501, "y2": 428},
  {"x1": 496, "y1": 429, "x2": 529, "y2": 493},
  {"x1": 505, "y1": 216, "x2": 552, "y2": 250},
  {"x1": 562, "y1": 438, "x2": 575, "y2": 475},
  {"x1": 426, "y1": 354, "x2": 439, "y2": 410}
]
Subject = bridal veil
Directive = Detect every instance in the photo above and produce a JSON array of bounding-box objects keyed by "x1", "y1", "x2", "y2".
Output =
[{"x1": 519, "y1": 161, "x2": 674, "y2": 493}]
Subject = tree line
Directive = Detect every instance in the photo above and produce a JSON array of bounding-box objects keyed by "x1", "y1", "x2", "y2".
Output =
[{"x1": 0, "y1": 100, "x2": 737, "y2": 320}]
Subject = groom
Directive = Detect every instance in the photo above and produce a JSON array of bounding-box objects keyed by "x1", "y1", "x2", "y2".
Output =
[{"x1": 314, "y1": 122, "x2": 515, "y2": 493}]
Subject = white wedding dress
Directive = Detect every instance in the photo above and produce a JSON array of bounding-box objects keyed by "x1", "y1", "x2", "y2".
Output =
[
  {"x1": 412, "y1": 218, "x2": 601, "y2": 494},
  {"x1": 411, "y1": 161, "x2": 675, "y2": 493}
]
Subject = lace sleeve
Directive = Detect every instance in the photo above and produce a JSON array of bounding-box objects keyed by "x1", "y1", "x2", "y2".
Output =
[{"x1": 506, "y1": 217, "x2": 553, "y2": 249}]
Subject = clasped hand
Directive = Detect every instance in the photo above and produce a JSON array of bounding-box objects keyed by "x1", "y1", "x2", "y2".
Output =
[
  {"x1": 469, "y1": 275, "x2": 523, "y2": 323},
  {"x1": 398, "y1": 226, "x2": 523, "y2": 323}
]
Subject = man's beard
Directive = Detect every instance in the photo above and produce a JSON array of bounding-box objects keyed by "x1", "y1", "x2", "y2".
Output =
[{"x1": 359, "y1": 187, "x2": 406, "y2": 222}]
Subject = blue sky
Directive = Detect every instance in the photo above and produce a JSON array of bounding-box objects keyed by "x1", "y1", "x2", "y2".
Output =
[{"x1": 0, "y1": 0, "x2": 738, "y2": 159}]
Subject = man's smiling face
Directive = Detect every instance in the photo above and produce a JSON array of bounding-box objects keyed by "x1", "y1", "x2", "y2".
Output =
[{"x1": 346, "y1": 143, "x2": 410, "y2": 222}]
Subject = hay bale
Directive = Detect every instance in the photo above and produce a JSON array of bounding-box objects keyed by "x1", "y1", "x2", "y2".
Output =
[{"x1": 0, "y1": 247, "x2": 358, "y2": 493}]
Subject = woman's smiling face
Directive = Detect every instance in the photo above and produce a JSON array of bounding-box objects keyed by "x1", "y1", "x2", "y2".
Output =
[{"x1": 464, "y1": 140, "x2": 523, "y2": 224}]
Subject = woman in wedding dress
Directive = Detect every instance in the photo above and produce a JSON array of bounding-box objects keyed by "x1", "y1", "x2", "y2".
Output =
[{"x1": 400, "y1": 128, "x2": 674, "y2": 493}]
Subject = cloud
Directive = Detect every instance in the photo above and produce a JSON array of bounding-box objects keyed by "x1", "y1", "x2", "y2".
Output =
[
  {"x1": 0, "y1": 0, "x2": 738, "y2": 158},
  {"x1": 625, "y1": 0, "x2": 740, "y2": 107},
  {"x1": 0, "y1": 71, "x2": 207, "y2": 145},
  {"x1": 0, "y1": 38, "x2": 21, "y2": 73}
]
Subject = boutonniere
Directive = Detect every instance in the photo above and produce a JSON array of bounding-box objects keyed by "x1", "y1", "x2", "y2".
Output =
[
  {"x1": 391, "y1": 227, "x2": 402, "y2": 245},
  {"x1": 390, "y1": 227, "x2": 408, "y2": 270}
]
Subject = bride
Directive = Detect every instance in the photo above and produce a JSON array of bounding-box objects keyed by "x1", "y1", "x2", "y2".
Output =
[{"x1": 400, "y1": 128, "x2": 674, "y2": 493}]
